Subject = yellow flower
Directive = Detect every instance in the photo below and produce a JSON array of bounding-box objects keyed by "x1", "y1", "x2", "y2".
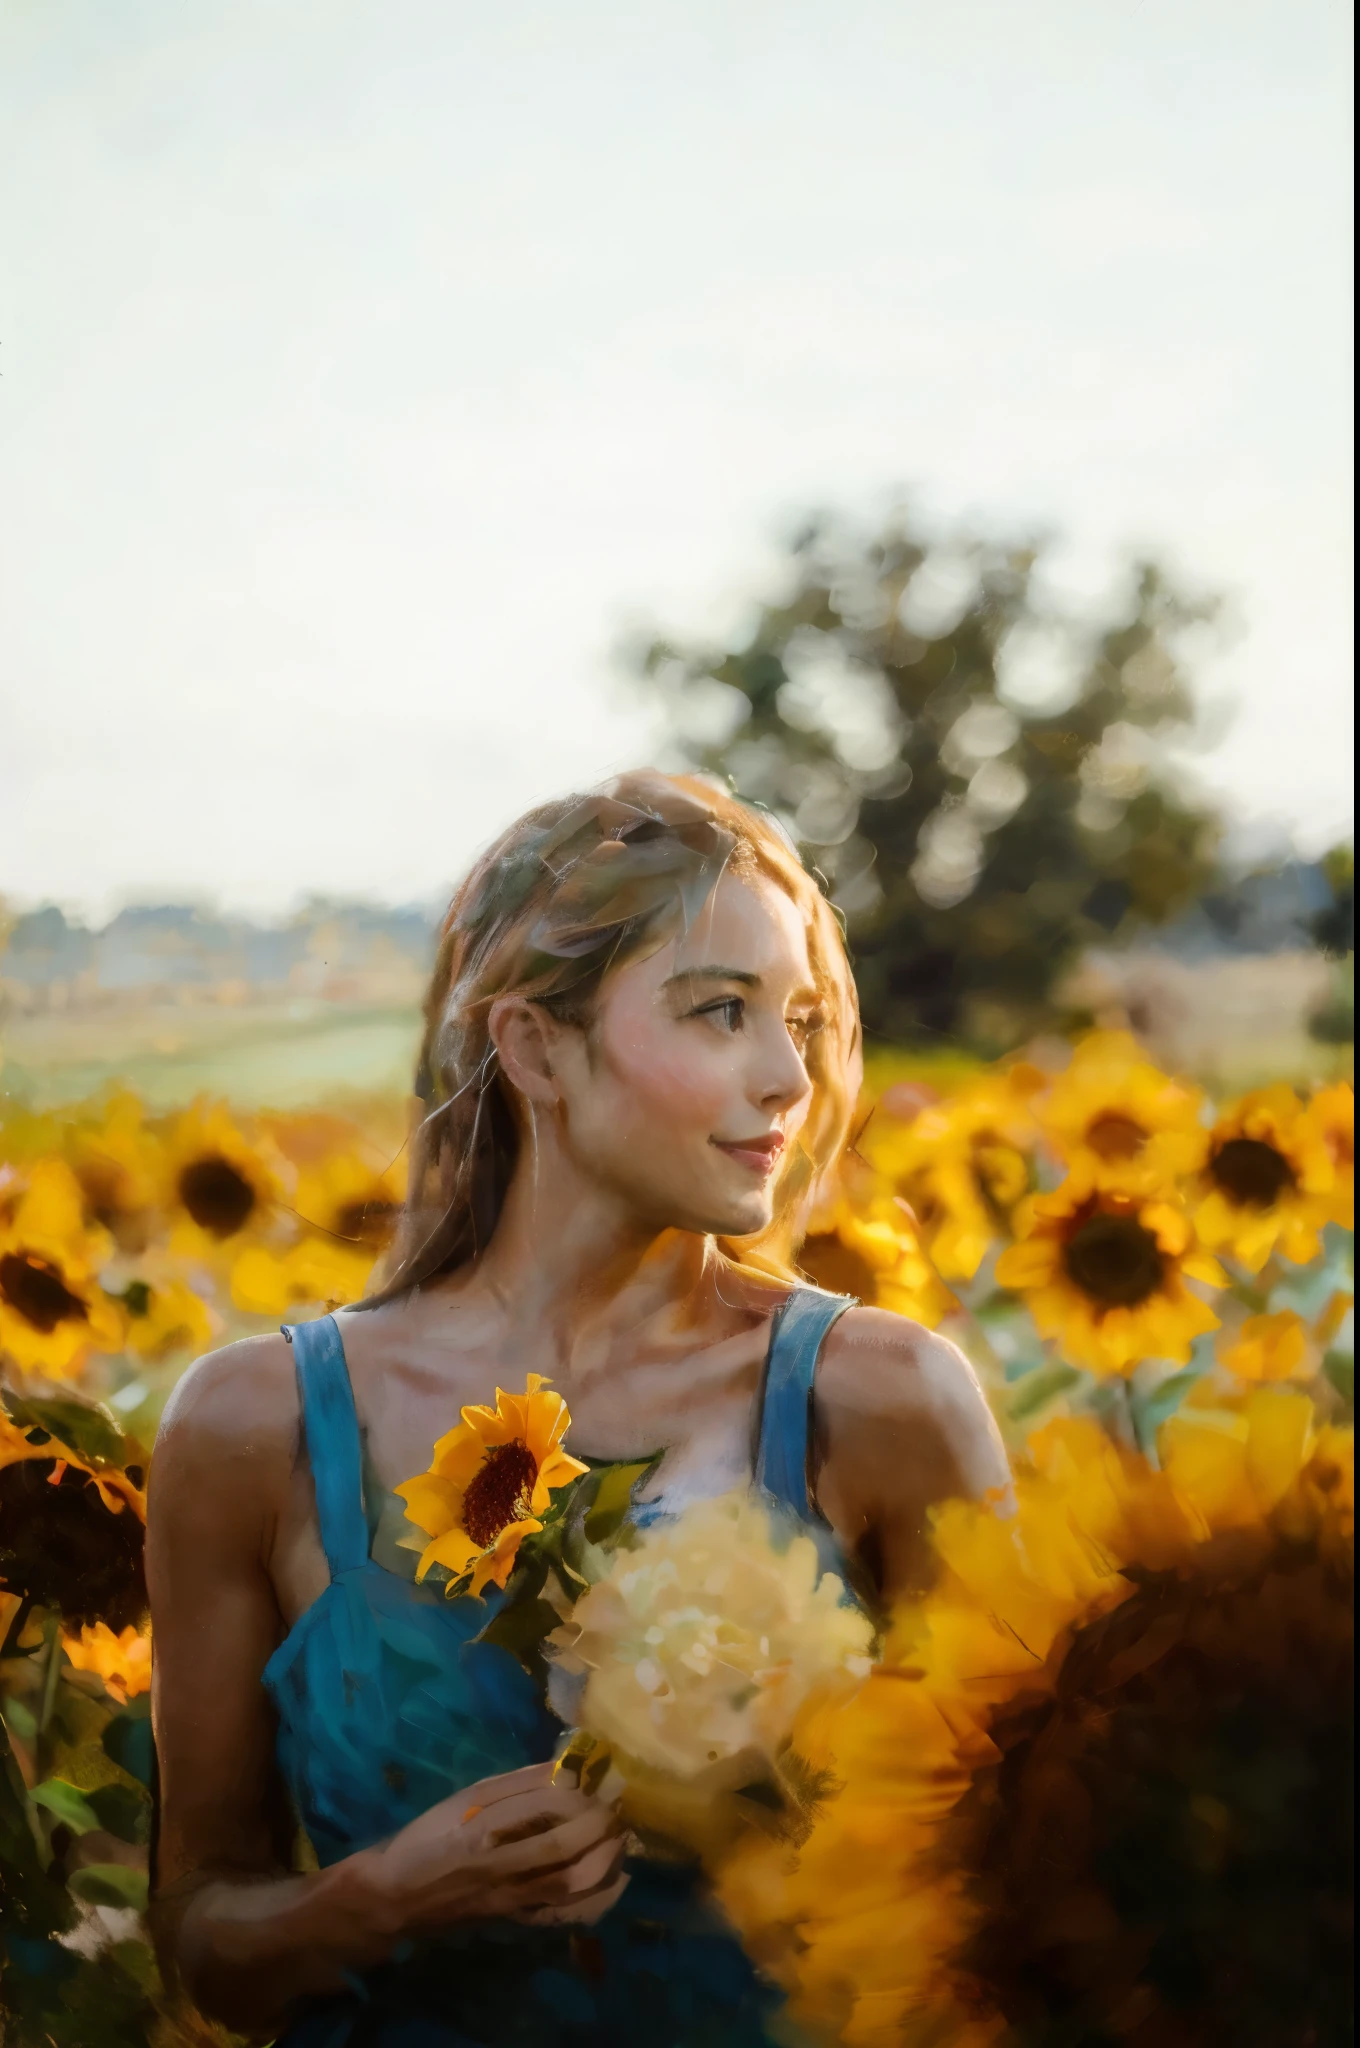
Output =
[
  {"x1": 0, "y1": 1160, "x2": 125, "y2": 1378},
  {"x1": 1218, "y1": 1308, "x2": 1310, "y2": 1383},
  {"x1": 61, "y1": 1620, "x2": 152, "y2": 1703},
  {"x1": 292, "y1": 1140, "x2": 407, "y2": 1256},
  {"x1": 996, "y1": 1162, "x2": 1224, "y2": 1375},
  {"x1": 230, "y1": 1235, "x2": 376, "y2": 1316},
  {"x1": 1306, "y1": 1080, "x2": 1354, "y2": 1228},
  {"x1": 547, "y1": 1490, "x2": 873, "y2": 1781},
  {"x1": 121, "y1": 1274, "x2": 215, "y2": 1364},
  {"x1": 866, "y1": 1066, "x2": 1041, "y2": 1281},
  {"x1": 65, "y1": 1091, "x2": 162, "y2": 1254},
  {"x1": 162, "y1": 1100, "x2": 288, "y2": 1259},
  {"x1": 799, "y1": 1191, "x2": 955, "y2": 1328},
  {"x1": 718, "y1": 1400, "x2": 1353, "y2": 2047},
  {"x1": 395, "y1": 1374, "x2": 589, "y2": 1599},
  {"x1": 229, "y1": 1129, "x2": 406, "y2": 1313},
  {"x1": 1194, "y1": 1084, "x2": 1336, "y2": 1271},
  {"x1": 1038, "y1": 1029, "x2": 1207, "y2": 1177}
]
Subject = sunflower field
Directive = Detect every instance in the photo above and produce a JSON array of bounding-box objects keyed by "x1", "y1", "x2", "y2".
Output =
[{"x1": 0, "y1": 1037, "x2": 1353, "y2": 2046}]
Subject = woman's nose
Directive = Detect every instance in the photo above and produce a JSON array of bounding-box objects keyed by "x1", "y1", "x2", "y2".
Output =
[{"x1": 756, "y1": 1022, "x2": 813, "y2": 1113}]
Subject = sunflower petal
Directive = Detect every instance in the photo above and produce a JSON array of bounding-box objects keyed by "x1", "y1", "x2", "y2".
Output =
[
  {"x1": 395, "y1": 1472, "x2": 465, "y2": 1537},
  {"x1": 415, "y1": 1526, "x2": 481, "y2": 1584}
]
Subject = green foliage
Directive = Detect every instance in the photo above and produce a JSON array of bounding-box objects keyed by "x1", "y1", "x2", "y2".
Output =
[
  {"x1": 1, "y1": 1389, "x2": 165, "y2": 2046},
  {"x1": 1, "y1": 1391, "x2": 144, "y2": 1475},
  {"x1": 633, "y1": 507, "x2": 1224, "y2": 1048}
]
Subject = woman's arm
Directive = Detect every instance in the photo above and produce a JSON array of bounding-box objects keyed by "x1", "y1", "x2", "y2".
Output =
[
  {"x1": 814, "y1": 1308, "x2": 1012, "y2": 1605},
  {"x1": 148, "y1": 1338, "x2": 627, "y2": 2036}
]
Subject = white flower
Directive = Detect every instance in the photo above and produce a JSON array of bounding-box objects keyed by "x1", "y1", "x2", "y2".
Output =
[{"x1": 545, "y1": 1488, "x2": 874, "y2": 1781}]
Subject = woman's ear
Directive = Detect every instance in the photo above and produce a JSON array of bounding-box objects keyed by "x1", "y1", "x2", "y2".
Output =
[{"x1": 488, "y1": 996, "x2": 564, "y2": 1107}]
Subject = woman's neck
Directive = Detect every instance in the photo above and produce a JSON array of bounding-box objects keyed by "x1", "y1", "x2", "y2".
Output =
[{"x1": 450, "y1": 1115, "x2": 719, "y2": 1373}]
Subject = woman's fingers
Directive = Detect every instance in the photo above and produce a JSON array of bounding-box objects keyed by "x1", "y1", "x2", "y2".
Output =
[
  {"x1": 460, "y1": 1760, "x2": 556, "y2": 1812},
  {"x1": 515, "y1": 1867, "x2": 631, "y2": 1928},
  {"x1": 507, "y1": 1830, "x2": 628, "y2": 1917},
  {"x1": 487, "y1": 1799, "x2": 621, "y2": 1881}
]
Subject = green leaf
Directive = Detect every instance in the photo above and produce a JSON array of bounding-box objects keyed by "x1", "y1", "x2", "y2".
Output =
[
  {"x1": 473, "y1": 1596, "x2": 565, "y2": 1677},
  {"x1": 1324, "y1": 1350, "x2": 1354, "y2": 1413},
  {"x1": 1130, "y1": 1366, "x2": 1205, "y2": 1454},
  {"x1": 583, "y1": 1456, "x2": 663, "y2": 1543},
  {"x1": 30, "y1": 1778, "x2": 100, "y2": 1835},
  {"x1": 3, "y1": 1695, "x2": 38, "y2": 1741},
  {"x1": 0, "y1": 1719, "x2": 75, "y2": 1937},
  {"x1": 0, "y1": 1391, "x2": 132, "y2": 1470},
  {"x1": 68, "y1": 1862, "x2": 149, "y2": 1912},
  {"x1": 87, "y1": 1781, "x2": 152, "y2": 1846},
  {"x1": 101, "y1": 1700, "x2": 154, "y2": 1790},
  {"x1": 1007, "y1": 1363, "x2": 1081, "y2": 1422}
]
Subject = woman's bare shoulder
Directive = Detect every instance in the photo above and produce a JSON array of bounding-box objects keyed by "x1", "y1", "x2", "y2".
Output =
[
  {"x1": 152, "y1": 1333, "x2": 300, "y2": 1497},
  {"x1": 818, "y1": 1305, "x2": 1002, "y2": 1452}
]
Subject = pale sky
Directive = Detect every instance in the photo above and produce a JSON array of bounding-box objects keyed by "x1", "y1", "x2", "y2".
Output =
[{"x1": 1, "y1": 0, "x2": 1352, "y2": 918}]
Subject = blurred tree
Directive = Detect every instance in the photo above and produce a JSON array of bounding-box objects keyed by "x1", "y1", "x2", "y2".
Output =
[
  {"x1": 1308, "y1": 844, "x2": 1355, "y2": 1045},
  {"x1": 632, "y1": 508, "x2": 1224, "y2": 1050}
]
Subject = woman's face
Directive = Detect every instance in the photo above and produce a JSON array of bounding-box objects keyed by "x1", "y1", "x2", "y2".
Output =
[{"x1": 537, "y1": 870, "x2": 823, "y2": 1238}]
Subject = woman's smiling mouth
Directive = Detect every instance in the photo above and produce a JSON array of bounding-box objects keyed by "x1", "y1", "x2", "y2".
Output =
[{"x1": 711, "y1": 1131, "x2": 786, "y2": 1176}]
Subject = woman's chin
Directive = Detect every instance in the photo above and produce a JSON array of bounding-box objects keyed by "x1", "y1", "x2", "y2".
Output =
[{"x1": 706, "y1": 1193, "x2": 775, "y2": 1241}]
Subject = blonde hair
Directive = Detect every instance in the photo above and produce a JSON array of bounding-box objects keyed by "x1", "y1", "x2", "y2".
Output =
[{"x1": 368, "y1": 769, "x2": 860, "y2": 1300}]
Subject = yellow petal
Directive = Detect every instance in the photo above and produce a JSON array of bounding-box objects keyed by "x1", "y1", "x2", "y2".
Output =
[
  {"x1": 431, "y1": 1421, "x2": 496, "y2": 1487},
  {"x1": 394, "y1": 1472, "x2": 465, "y2": 1538},
  {"x1": 415, "y1": 1526, "x2": 481, "y2": 1584},
  {"x1": 466, "y1": 1518, "x2": 539, "y2": 1597}
]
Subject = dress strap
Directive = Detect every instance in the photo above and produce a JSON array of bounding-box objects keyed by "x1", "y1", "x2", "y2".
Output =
[
  {"x1": 754, "y1": 1286, "x2": 855, "y2": 1525},
  {"x1": 283, "y1": 1314, "x2": 369, "y2": 1577}
]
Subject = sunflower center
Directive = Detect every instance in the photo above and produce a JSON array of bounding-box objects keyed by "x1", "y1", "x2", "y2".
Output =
[
  {"x1": 462, "y1": 1440, "x2": 539, "y2": 1549},
  {"x1": 1084, "y1": 1113, "x2": 1147, "y2": 1162},
  {"x1": 959, "y1": 1561, "x2": 1353, "y2": 2044},
  {"x1": 1062, "y1": 1211, "x2": 1164, "y2": 1307},
  {"x1": 0, "y1": 1251, "x2": 89, "y2": 1334},
  {"x1": 179, "y1": 1155, "x2": 256, "y2": 1236},
  {"x1": 1210, "y1": 1137, "x2": 1295, "y2": 1209}
]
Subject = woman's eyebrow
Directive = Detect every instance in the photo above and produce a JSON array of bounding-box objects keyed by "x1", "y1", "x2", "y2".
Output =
[{"x1": 662, "y1": 966, "x2": 762, "y2": 990}]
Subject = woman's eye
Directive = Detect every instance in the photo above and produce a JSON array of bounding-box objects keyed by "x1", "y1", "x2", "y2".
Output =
[{"x1": 695, "y1": 997, "x2": 744, "y2": 1033}]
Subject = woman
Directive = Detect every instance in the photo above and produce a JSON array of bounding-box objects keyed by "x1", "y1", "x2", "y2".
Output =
[{"x1": 148, "y1": 771, "x2": 1009, "y2": 2045}]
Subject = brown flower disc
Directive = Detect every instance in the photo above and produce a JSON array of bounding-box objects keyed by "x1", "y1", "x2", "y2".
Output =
[
  {"x1": 952, "y1": 1550, "x2": 1354, "y2": 2046},
  {"x1": 0, "y1": 1459, "x2": 147, "y2": 1630}
]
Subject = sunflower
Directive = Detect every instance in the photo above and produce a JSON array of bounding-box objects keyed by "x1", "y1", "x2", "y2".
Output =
[
  {"x1": 395, "y1": 1374, "x2": 589, "y2": 1599},
  {"x1": 229, "y1": 1138, "x2": 406, "y2": 1314},
  {"x1": 0, "y1": 1160, "x2": 126, "y2": 1378},
  {"x1": 1217, "y1": 1307, "x2": 1310, "y2": 1383},
  {"x1": 231, "y1": 1237, "x2": 377, "y2": 1316},
  {"x1": 1306, "y1": 1080, "x2": 1354, "y2": 1229},
  {"x1": 0, "y1": 1434, "x2": 147, "y2": 1630},
  {"x1": 1037, "y1": 1028, "x2": 1207, "y2": 1177},
  {"x1": 799, "y1": 1189, "x2": 954, "y2": 1329},
  {"x1": 292, "y1": 1140, "x2": 407, "y2": 1255},
  {"x1": 120, "y1": 1274, "x2": 215, "y2": 1364},
  {"x1": 866, "y1": 1067, "x2": 1042, "y2": 1282},
  {"x1": 162, "y1": 1100, "x2": 288, "y2": 1260},
  {"x1": 717, "y1": 1399, "x2": 1354, "y2": 2048},
  {"x1": 60, "y1": 1619, "x2": 152, "y2": 1704},
  {"x1": 995, "y1": 1162, "x2": 1224, "y2": 1375},
  {"x1": 1194, "y1": 1084, "x2": 1337, "y2": 1272},
  {"x1": 64, "y1": 1090, "x2": 162, "y2": 1255}
]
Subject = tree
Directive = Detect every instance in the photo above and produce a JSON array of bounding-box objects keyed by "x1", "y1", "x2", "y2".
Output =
[{"x1": 631, "y1": 507, "x2": 1224, "y2": 1051}]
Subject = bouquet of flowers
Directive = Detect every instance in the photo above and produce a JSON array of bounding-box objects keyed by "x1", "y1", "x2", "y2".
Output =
[{"x1": 393, "y1": 1378, "x2": 875, "y2": 1865}]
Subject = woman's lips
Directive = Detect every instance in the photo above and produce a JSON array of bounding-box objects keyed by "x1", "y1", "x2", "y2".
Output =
[{"x1": 712, "y1": 1133, "x2": 786, "y2": 1176}]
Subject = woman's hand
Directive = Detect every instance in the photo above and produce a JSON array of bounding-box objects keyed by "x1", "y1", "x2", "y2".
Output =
[{"x1": 363, "y1": 1760, "x2": 630, "y2": 1936}]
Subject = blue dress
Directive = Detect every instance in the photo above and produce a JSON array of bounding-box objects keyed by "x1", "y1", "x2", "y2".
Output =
[{"x1": 264, "y1": 1288, "x2": 855, "y2": 2048}]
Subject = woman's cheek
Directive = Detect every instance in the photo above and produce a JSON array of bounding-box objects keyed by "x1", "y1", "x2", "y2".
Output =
[{"x1": 607, "y1": 1029, "x2": 732, "y2": 1135}]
